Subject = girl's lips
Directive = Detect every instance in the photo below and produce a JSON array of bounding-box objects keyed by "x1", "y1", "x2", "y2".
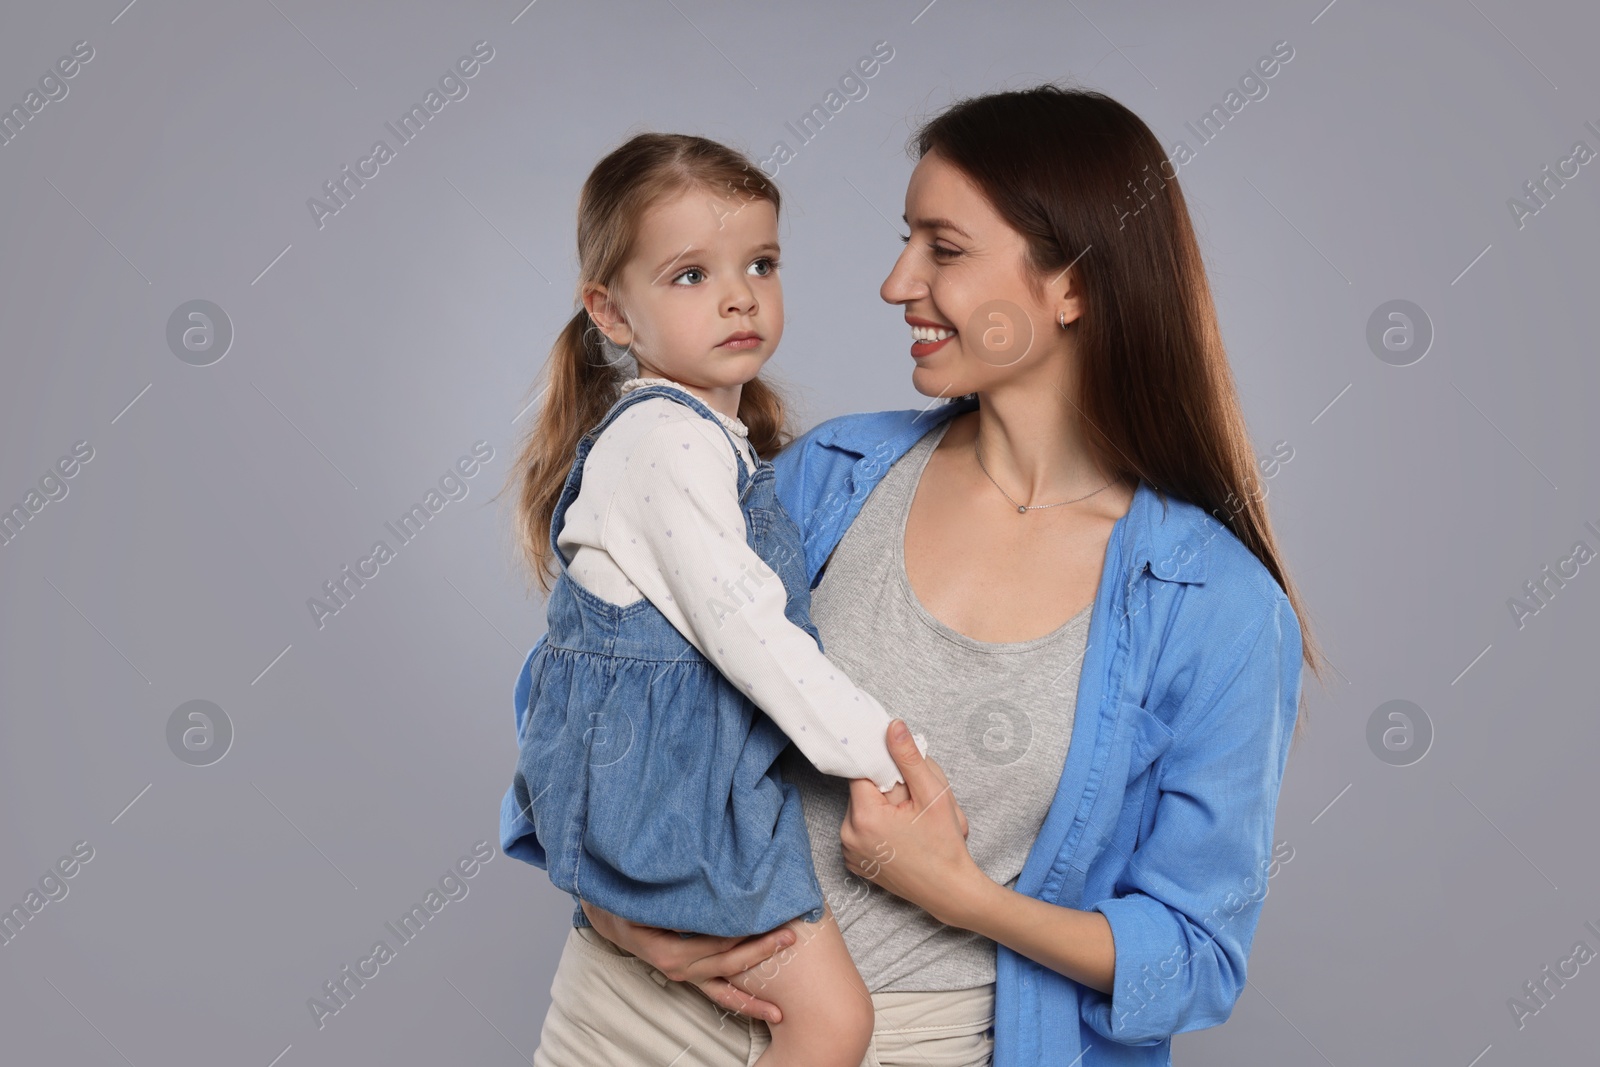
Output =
[
  {"x1": 911, "y1": 333, "x2": 954, "y2": 358},
  {"x1": 718, "y1": 336, "x2": 762, "y2": 350}
]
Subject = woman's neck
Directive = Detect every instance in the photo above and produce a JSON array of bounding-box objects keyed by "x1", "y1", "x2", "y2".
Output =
[{"x1": 960, "y1": 378, "x2": 1123, "y2": 507}]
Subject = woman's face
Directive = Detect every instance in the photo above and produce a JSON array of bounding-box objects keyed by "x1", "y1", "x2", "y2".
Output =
[{"x1": 880, "y1": 150, "x2": 1075, "y2": 398}]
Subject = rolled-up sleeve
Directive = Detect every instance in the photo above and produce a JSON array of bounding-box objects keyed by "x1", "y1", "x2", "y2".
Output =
[{"x1": 1079, "y1": 592, "x2": 1303, "y2": 1045}]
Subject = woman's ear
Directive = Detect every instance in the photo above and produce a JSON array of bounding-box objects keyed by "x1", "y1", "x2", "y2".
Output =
[
  {"x1": 1054, "y1": 264, "x2": 1086, "y2": 328},
  {"x1": 580, "y1": 282, "x2": 632, "y2": 347}
]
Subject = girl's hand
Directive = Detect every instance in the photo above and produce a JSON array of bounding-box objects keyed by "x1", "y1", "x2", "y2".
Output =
[
  {"x1": 842, "y1": 720, "x2": 980, "y2": 925},
  {"x1": 578, "y1": 900, "x2": 796, "y2": 1023},
  {"x1": 878, "y1": 779, "x2": 967, "y2": 836}
]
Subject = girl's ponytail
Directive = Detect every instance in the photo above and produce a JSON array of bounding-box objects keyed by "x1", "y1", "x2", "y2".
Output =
[
  {"x1": 736, "y1": 375, "x2": 792, "y2": 461},
  {"x1": 506, "y1": 307, "x2": 624, "y2": 593}
]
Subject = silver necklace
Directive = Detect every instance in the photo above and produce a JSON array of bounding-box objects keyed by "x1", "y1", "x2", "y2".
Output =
[{"x1": 973, "y1": 439, "x2": 1119, "y2": 513}]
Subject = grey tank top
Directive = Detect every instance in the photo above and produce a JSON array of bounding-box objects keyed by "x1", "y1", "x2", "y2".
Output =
[{"x1": 776, "y1": 418, "x2": 1092, "y2": 992}]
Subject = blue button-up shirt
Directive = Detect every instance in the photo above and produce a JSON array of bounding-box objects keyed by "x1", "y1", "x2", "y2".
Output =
[{"x1": 501, "y1": 395, "x2": 1304, "y2": 1066}]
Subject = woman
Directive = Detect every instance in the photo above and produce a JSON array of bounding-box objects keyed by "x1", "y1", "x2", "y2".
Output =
[{"x1": 500, "y1": 83, "x2": 1326, "y2": 1066}]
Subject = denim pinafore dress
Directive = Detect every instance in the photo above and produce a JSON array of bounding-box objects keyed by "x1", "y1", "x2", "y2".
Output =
[{"x1": 510, "y1": 384, "x2": 827, "y2": 938}]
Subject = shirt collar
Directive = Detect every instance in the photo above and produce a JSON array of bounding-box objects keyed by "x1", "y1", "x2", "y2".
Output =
[
  {"x1": 620, "y1": 377, "x2": 750, "y2": 439},
  {"x1": 814, "y1": 394, "x2": 977, "y2": 454},
  {"x1": 817, "y1": 396, "x2": 1210, "y2": 585},
  {"x1": 1121, "y1": 481, "x2": 1211, "y2": 584}
]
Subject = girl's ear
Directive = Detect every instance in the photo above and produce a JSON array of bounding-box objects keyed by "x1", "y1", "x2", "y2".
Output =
[{"x1": 581, "y1": 282, "x2": 632, "y2": 346}]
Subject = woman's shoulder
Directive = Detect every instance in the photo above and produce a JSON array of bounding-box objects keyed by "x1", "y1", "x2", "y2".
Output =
[
  {"x1": 1132, "y1": 488, "x2": 1303, "y2": 735},
  {"x1": 1134, "y1": 487, "x2": 1300, "y2": 661},
  {"x1": 773, "y1": 404, "x2": 963, "y2": 521},
  {"x1": 1137, "y1": 487, "x2": 1292, "y2": 615},
  {"x1": 784, "y1": 409, "x2": 915, "y2": 459},
  {"x1": 786, "y1": 399, "x2": 974, "y2": 457}
]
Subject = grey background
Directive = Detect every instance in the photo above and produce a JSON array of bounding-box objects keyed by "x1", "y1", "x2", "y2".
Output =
[{"x1": 2, "y1": 0, "x2": 1596, "y2": 1064}]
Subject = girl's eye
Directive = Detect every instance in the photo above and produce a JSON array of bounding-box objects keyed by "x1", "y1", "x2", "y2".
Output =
[
  {"x1": 671, "y1": 267, "x2": 706, "y2": 286},
  {"x1": 748, "y1": 257, "x2": 781, "y2": 277}
]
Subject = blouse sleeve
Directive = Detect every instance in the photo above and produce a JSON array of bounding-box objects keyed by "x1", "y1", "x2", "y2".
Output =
[
  {"x1": 1077, "y1": 593, "x2": 1303, "y2": 1044},
  {"x1": 596, "y1": 410, "x2": 922, "y2": 792}
]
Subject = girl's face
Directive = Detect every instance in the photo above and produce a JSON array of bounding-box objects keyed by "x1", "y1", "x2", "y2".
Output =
[
  {"x1": 880, "y1": 150, "x2": 1081, "y2": 398},
  {"x1": 591, "y1": 185, "x2": 784, "y2": 394}
]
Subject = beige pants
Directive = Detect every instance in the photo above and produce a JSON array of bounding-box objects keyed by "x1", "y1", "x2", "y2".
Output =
[{"x1": 532, "y1": 925, "x2": 995, "y2": 1066}]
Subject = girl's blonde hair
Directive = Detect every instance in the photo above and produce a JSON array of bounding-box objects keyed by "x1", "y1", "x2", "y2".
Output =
[{"x1": 500, "y1": 132, "x2": 793, "y2": 595}]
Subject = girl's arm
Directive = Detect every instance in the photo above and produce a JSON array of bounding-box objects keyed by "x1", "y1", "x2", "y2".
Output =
[{"x1": 595, "y1": 404, "x2": 920, "y2": 792}]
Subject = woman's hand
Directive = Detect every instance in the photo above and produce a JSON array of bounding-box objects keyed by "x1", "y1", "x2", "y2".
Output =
[
  {"x1": 578, "y1": 900, "x2": 796, "y2": 1023},
  {"x1": 842, "y1": 719, "x2": 983, "y2": 926}
]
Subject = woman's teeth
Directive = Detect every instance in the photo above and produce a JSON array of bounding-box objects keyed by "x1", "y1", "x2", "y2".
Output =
[{"x1": 911, "y1": 325, "x2": 955, "y2": 343}]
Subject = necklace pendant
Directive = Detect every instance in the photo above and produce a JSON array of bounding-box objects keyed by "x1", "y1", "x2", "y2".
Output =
[{"x1": 1017, "y1": 504, "x2": 1028, "y2": 513}]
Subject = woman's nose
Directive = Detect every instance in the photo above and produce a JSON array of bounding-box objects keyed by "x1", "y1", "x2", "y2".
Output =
[{"x1": 880, "y1": 245, "x2": 926, "y2": 304}]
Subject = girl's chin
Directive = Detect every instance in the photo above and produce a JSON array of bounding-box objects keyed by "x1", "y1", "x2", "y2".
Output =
[
  {"x1": 640, "y1": 351, "x2": 769, "y2": 386},
  {"x1": 713, "y1": 350, "x2": 773, "y2": 381}
]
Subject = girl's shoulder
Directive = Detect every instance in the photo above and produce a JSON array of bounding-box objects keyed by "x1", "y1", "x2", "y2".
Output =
[
  {"x1": 595, "y1": 387, "x2": 750, "y2": 455},
  {"x1": 587, "y1": 393, "x2": 749, "y2": 490},
  {"x1": 594, "y1": 393, "x2": 734, "y2": 444}
]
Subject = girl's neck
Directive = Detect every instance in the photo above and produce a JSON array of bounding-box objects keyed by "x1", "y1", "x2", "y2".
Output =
[{"x1": 632, "y1": 368, "x2": 743, "y2": 422}]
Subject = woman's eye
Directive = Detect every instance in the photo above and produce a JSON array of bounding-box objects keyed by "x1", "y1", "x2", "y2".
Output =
[
  {"x1": 748, "y1": 256, "x2": 780, "y2": 276},
  {"x1": 671, "y1": 267, "x2": 706, "y2": 286},
  {"x1": 897, "y1": 233, "x2": 960, "y2": 259}
]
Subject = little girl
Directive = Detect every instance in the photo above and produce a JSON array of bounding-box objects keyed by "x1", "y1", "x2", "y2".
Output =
[{"x1": 503, "y1": 133, "x2": 925, "y2": 1067}]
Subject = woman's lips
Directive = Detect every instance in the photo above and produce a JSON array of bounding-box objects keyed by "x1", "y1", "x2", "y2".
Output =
[{"x1": 911, "y1": 333, "x2": 954, "y2": 358}]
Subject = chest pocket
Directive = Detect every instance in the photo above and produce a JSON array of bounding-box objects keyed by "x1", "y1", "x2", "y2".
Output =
[
  {"x1": 1119, "y1": 699, "x2": 1178, "y2": 855},
  {"x1": 1069, "y1": 699, "x2": 1178, "y2": 877},
  {"x1": 1122, "y1": 699, "x2": 1178, "y2": 790}
]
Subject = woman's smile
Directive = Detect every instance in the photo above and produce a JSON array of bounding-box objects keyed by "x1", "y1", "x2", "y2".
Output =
[{"x1": 908, "y1": 315, "x2": 956, "y2": 358}]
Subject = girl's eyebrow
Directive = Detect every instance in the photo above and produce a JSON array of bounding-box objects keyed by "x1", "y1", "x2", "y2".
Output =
[
  {"x1": 903, "y1": 214, "x2": 972, "y2": 239},
  {"x1": 649, "y1": 243, "x2": 695, "y2": 283},
  {"x1": 651, "y1": 241, "x2": 782, "y2": 279}
]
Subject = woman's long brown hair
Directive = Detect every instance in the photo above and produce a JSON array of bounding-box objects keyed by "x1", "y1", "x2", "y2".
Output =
[
  {"x1": 498, "y1": 133, "x2": 792, "y2": 595},
  {"x1": 913, "y1": 84, "x2": 1327, "y2": 737}
]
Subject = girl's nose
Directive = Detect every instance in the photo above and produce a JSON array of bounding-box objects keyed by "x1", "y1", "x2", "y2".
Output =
[{"x1": 724, "y1": 280, "x2": 758, "y2": 316}]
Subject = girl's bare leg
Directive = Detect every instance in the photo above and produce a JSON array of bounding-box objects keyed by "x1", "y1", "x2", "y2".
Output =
[{"x1": 726, "y1": 901, "x2": 873, "y2": 1067}]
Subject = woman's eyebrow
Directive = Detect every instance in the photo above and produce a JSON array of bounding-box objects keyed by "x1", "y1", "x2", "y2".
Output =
[{"x1": 902, "y1": 214, "x2": 972, "y2": 239}]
